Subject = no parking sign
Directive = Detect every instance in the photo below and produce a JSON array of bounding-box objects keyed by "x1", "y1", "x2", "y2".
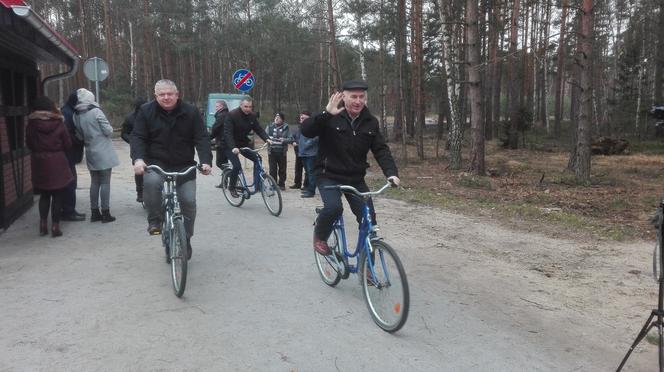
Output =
[{"x1": 232, "y1": 69, "x2": 255, "y2": 93}]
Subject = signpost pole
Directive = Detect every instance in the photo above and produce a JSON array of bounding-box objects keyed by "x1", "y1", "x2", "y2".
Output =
[{"x1": 94, "y1": 58, "x2": 100, "y2": 103}]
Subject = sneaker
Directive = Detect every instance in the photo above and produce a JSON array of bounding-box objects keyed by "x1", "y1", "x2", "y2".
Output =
[
  {"x1": 147, "y1": 223, "x2": 161, "y2": 235},
  {"x1": 229, "y1": 187, "x2": 240, "y2": 198},
  {"x1": 289, "y1": 184, "x2": 301, "y2": 189},
  {"x1": 301, "y1": 192, "x2": 315, "y2": 198},
  {"x1": 136, "y1": 194, "x2": 143, "y2": 203},
  {"x1": 313, "y1": 235, "x2": 331, "y2": 256}
]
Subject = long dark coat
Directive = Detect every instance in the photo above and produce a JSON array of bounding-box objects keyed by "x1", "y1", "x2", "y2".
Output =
[{"x1": 26, "y1": 111, "x2": 74, "y2": 191}]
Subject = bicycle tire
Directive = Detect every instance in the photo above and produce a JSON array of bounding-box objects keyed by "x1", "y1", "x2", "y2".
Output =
[
  {"x1": 314, "y1": 229, "x2": 342, "y2": 287},
  {"x1": 221, "y1": 170, "x2": 245, "y2": 207},
  {"x1": 260, "y1": 173, "x2": 282, "y2": 216},
  {"x1": 170, "y1": 218, "x2": 188, "y2": 298},
  {"x1": 360, "y1": 240, "x2": 409, "y2": 333}
]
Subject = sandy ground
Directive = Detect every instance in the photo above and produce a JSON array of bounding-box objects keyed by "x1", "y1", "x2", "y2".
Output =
[{"x1": 0, "y1": 140, "x2": 658, "y2": 371}]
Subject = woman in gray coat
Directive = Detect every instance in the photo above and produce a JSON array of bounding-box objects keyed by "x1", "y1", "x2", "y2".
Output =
[{"x1": 73, "y1": 88, "x2": 120, "y2": 222}]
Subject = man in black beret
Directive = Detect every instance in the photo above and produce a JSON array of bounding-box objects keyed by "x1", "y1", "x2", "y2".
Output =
[{"x1": 300, "y1": 79, "x2": 400, "y2": 256}]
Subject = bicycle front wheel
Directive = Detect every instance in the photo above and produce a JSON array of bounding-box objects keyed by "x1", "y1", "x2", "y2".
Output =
[
  {"x1": 360, "y1": 240, "x2": 409, "y2": 332},
  {"x1": 170, "y1": 218, "x2": 188, "y2": 298},
  {"x1": 260, "y1": 174, "x2": 282, "y2": 216},
  {"x1": 314, "y1": 228, "x2": 342, "y2": 287},
  {"x1": 221, "y1": 170, "x2": 245, "y2": 207}
]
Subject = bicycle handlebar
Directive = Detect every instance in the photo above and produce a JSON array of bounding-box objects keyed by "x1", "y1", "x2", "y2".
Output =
[
  {"x1": 146, "y1": 164, "x2": 200, "y2": 178},
  {"x1": 325, "y1": 181, "x2": 397, "y2": 198},
  {"x1": 238, "y1": 143, "x2": 268, "y2": 153}
]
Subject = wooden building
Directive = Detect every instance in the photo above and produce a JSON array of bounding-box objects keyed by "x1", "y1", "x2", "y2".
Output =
[{"x1": 0, "y1": 0, "x2": 79, "y2": 229}]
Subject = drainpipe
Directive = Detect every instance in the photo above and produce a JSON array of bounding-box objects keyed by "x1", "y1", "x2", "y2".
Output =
[{"x1": 11, "y1": 5, "x2": 81, "y2": 90}]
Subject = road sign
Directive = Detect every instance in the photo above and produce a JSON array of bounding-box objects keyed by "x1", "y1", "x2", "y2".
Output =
[
  {"x1": 232, "y1": 69, "x2": 255, "y2": 92},
  {"x1": 83, "y1": 57, "x2": 109, "y2": 82}
]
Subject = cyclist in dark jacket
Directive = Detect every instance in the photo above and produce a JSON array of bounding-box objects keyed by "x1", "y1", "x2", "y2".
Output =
[
  {"x1": 223, "y1": 96, "x2": 271, "y2": 196},
  {"x1": 131, "y1": 79, "x2": 212, "y2": 260},
  {"x1": 300, "y1": 80, "x2": 400, "y2": 256}
]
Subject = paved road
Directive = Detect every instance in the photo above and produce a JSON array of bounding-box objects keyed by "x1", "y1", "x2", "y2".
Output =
[{"x1": 0, "y1": 140, "x2": 655, "y2": 371}]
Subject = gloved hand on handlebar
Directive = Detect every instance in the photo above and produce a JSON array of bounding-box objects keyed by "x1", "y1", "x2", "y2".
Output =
[{"x1": 387, "y1": 176, "x2": 400, "y2": 187}]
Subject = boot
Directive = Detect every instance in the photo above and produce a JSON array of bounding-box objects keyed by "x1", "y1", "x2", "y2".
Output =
[
  {"x1": 51, "y1": 223, "x2": 62, "y2": 237},
  {"x1": 101, "y1": 209, "x2": 116, "y2": 223},
  {"x1": 90, "y1": 208, "x2": 102, "y2": 222},
  {"x1": 39, "y1": 219, "x2": 48, "y2": 236}
]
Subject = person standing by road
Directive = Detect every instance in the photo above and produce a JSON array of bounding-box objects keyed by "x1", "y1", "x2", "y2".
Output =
[
  {"x1": 121, "y1": 97, "x2": 147, "y2": 203},
  {"x1": 300, "y1": 80, "x2": 400, "y2": 255},
  {"x1": 223, "y1": 96, "x2": 272, "y2": 197},
  {"x1": 59, "y1": 90, "x2": 86, "y2": 221},
  {"x1": 73, "y1": 88, "x2": 120, "y2": 223},
  {"x1": 297, "y1": 111, "x2": 318, "y2": 198},
  {"x1": 265, "y1": 112, "x2": 290, "y2": 190},
  {"x1": 210, "y1": 100, "x2": 229, "y2": 187},
  {"x1": 131, "y1": 79, "x2": 212, "y2": 260},
  {"x1": 26, "y1": 96, "x2": 74, "y2": 237}
]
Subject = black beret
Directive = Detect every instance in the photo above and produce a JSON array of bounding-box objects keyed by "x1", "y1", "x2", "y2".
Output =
[{"x1": 341, "y1": 79, "x2": 368, "y2": 91}]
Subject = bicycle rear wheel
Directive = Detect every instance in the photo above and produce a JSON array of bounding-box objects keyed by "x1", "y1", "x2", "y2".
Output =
[
  {"x1": 314, "y1": 228, "x2": 342, "y2": 286},
  {"x1": 260, "y1": 173, "x2": 282, "y2": 216},
  {"x1": 170, "y1": 218, "x2": 188, "y2": 298},
  {"x1": 221, "y1": 170, "x2": 245, "y2": 207},
  {"x1": 360, "y1": 240, "x2": 409, "y2": 332}
]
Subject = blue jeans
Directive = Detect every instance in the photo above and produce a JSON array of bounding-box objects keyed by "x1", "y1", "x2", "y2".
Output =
[
  {"x1": 302, "y1": 156, "x2": 316, "y2": 195},
  {"x1": 314, "y1": 177, "x2": 377, "y2": 241},
  {"x1": 225, "y1": 148, "x2": 261, "y2": 190},
  {"x1": 143, "y1": 169, "x2": 197, "y2": 237}
]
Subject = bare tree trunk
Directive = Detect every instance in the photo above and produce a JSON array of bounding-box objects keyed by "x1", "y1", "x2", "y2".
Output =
[
  {"x1": 142, "y1": 0, "x2": 153, "y2": 94},
  {"x1": 507, "y1": 0, "x2": 521, "y2": 148},
  {"x1": 379, "y1": 0, "x2": 388, "y2": 139},
  {"x1": 554, "y1": 0, "x2": 568, "y2": 138},
  {"x1": 102, "y1": 0, "x2": 113, "y2": 69},
  {"x1": 573, "y1": 0, "x2": 594, "y2": 183},
  {"x1": 541, "y1": 0, "x2": 552, "y2": 132},
  {"x1": 467, "y1": 0, "x2": 485, "y2": 175},
  {"x1": 411, "y1": 0, "x2": 424, "y2": 159},
  {"x1": 394, "y1": 0, "x2": 407, "y2": 161},
  {"x1": 437, "y1": 0, "x2": 462, "y2": 169},
  {"x1": 326, "y1": 0, "x2": 342, "y2": 88},
  {"x1": 655, "y1": 0, "x2": 664, "y2": 104}
]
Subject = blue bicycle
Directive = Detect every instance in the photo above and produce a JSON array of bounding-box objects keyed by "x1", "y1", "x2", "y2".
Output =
[
  {"x1": 314, "y1": 182, "x2": 409, "y2": 332},
  {"x1": 220, "y1": 143, "x2": 282, "y2": 216},
  {"x1": 146, "y1": 164, "x2": 198, "y2": 298}
]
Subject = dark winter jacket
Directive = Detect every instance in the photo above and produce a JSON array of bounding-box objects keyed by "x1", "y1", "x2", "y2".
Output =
[
  {"x1": 130, "y1": 99, "x2": 212, "y2": 174},
  {"x1": 265, "y1": 122, "x2": 291, "y2": 154},
  {"x1": 210, "y1": 107, "x2": 229, "y2": 148},
  {"x1": 26, "y1": 110, "x2": 74, "y2": 191},
  {"x1": 300, "y1": 107, "x2": 398, "y2": 184},
  {"x1": 60, "y1": 91, "x2": 84, "y2": 164},
  {"x1": 223, "y1": 107, "x2": 269, "y2": 149}
]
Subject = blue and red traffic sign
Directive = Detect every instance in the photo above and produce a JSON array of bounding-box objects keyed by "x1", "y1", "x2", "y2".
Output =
[{"x1": 232, "y1": 69, "x2": 255, "y2": 92}]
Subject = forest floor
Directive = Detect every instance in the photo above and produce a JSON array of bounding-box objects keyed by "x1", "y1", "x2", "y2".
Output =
[{"x1": 375, "y1": 136, "x2": 664, "y2": 242}]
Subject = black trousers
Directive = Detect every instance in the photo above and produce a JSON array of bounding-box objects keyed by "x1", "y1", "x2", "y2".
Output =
[
  {"x1": 62, "y1": 163, "x2": 77, "y2": 215},
  {"x1": 314, "y1": 177, "x2": 377, "y2": 241},
  {"x1": 39, "y1": 189, "x2": 65, "y2": 222},
  {"x1": 293, "y1": 155, "x2": 303, "y2": 187},
  {"x1": 268, "y1": 151, "x2": 287, "y2": 187}
]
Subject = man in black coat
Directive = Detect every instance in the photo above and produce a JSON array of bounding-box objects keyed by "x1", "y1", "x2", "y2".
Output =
[
  {"x1": 60, "y1": 90, "x2": 86, "y2": 221},
  {"x1": 223, "y1": 96, "x2": 271, "y2": 197},
  {"x1": 210, "y1": 100, "x2": 229, "y2": 187},
  {"x1": 131, "y1": 79, "x2": 212, "y2": 260},
  {"x1": 300, "y1": 80, "x2": 400, "y2": 255}
]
